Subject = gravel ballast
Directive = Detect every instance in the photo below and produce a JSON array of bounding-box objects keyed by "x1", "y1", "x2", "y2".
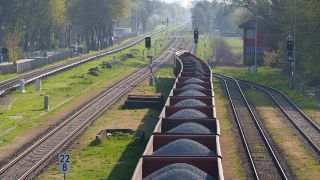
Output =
[
  {"x1": 174, "y1": 99, "x2": 207, "y2": 107},
  {"x1": 153, "y1": 138, "x2": 215, "y2": 156},
  {"x1": 183, "y1": 57, "x2": 198, "y2": 63},
  {"x1": 167, "y1": 122, "x2": 213, "y2": 134},
  {"x1": 169, "y1": 109, "x2": 208, "y2": 119},
  {"x1": 178, "y1": 90, "x2": 206, "y2": 97},
  {"x1": 143, "y1": 163, "x2": 216, "y2": 180},
  {"x1": 181, "y1": 84, "x2": 205, "y2": 90},
  {"x1": 185, "y1": 78, "x2": 204, "y2": 83}
]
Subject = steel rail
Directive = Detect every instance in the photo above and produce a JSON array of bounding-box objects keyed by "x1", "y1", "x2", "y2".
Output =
[
  {"x1": 0, "y1": 29, "x2": 164, "y2": 96},
  {"x1": 237, "y1": 79, "x2": 320, "y2": 132},
  {"x1": 236, "y1": 79, "x2": 320, "y2": 155},
  {"x1": 213, "y1": 74, "x2": 259, "y2": 179},
  {"x1": 213, "y1": 73, "x2": 288, "y2": 180},
  {"x1": 0, "y1": 30, "x2": 183, "y2": 180}
]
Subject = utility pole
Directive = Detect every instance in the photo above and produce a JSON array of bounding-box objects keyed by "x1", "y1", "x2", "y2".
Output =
[
  {"x1": 254, "y1": 1, "x2": 258, "y2": 75},
  {"x1": 293, "y1": 0, "x2": 297, "y2": 87}
]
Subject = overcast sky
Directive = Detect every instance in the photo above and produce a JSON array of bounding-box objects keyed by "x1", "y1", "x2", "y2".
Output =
[
  {"x1": 161, "y1": 0, "x2": 224, "y2": 8},
  {"x1": 161, "y1": 0, "x2": 193, "y2": 8}
]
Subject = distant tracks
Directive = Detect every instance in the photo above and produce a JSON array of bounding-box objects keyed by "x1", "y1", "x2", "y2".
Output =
[
  {"x1": 237, "y1": 79, "x2": 320, "y2": 157},
  {"x1": 0, "y1": 30, "x2": 162, "y2": 97},
  {"x1": 0, "y1": 30, "x2": 183, "y2": 180},
  {"x1": 214, "y1": 73, "x2": 288, "y2": 180}
]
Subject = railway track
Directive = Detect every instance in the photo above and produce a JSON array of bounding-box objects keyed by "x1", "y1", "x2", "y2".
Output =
[
  {"x1": 185, "y1": 40, "x2": 195, "y2": 52},
  {"x1": 213, "y1": 74, "x2": 288, "y2": 180},
  {"x1": 0, "y1": 29, "x2": 183, "y2": 180},
  {"x1": 236, "y1": 78, "x2": 320, "y2": 157},
  {"x1": 0, "y1": 29, "x2": 163, "y2": 97}
]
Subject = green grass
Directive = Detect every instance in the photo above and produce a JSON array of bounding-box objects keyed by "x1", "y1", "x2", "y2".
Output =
[
  {"x1": 0, "y1": 30, "x2": 173, "y2": 148},
  {"x1": 244, "y1": 88, "x2": 320, "y2": 179},
  {"x1": 213, "y1": 78, "x2": 246, "y2": 179},
  {"x1": 224, "y1": 37, "x2": 243, "y2": 54},
  {"x1": 0, "y1": 24, "x2": 172, "y2": 83},
  {"x1": 37, "y1": 65, "x2": 175, "y2": 180},
  {"x1": 0, "y1": 36, "x2": 138, "y2": 82},
  {"x1": 197, "y1": 36, "x2": 213, "y2": 60}
]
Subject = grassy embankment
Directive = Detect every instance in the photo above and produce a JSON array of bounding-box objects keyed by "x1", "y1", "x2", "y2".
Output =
[
  {"x1": 37, "y1": 65, "x2": 175, "y2": 180},
  {"x1": 213, "y1": 78, "x2": 245, "y2": 179},
  {"x1": 0, "y1": 25, "x2": 166, "y2": 82},
  {"x1": 0, "y1": 28, "x2": 175, "y2": 150},
  {"x1": 244, "y1": 89, "x2": 320, "y2": 179},
  {"x1": 0, "y1": 36, "x2": 136, "y2": 82}
]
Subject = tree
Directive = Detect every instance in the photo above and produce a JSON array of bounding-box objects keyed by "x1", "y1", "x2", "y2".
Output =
[
  {"x1": 229, "y1": 0, "x2": 320, "y2": 85},
  {"x1": 191, "y1": 0, "x2": 213, "y2": 33}
]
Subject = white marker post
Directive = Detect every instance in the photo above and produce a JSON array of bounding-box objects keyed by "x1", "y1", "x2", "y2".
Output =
[{"x1": 59, "y1": 153, "x2": 71, "y2": 180}]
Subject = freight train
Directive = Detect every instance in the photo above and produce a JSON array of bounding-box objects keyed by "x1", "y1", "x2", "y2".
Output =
[{"x1": 132, "y1": 51, "x2": 224, "y2": 180}]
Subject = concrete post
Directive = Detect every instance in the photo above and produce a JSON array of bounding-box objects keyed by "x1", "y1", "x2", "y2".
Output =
[
  {"x1": 44, "y1": 95, "x2": 49, "y2": 111},
  {"x1": 20, "y1": 79, "x2": 26, "y2": 93},
  {"x1": 149, "y1": 76, "x2": 154, "y2": 86},
  {"x1": 36, "y1": 79, "x2": 41, "y2": 92}
]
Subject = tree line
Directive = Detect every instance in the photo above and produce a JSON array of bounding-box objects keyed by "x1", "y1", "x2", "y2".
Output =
[
  {"x1": 191, "y1": 0, "x2": 320, "y2": 86},
  {"x1": 229, "y1": 0, "x2": 320, "y2": 85},
  {"x1": 191, "y1": 0, "x2": 244, "y2": 35},
  {"x1": 0, "y1": 0, "x2": 187, "y2": 62}
]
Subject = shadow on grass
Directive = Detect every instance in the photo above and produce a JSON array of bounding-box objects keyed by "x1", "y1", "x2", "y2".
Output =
[
  {"x1": 32, "y1": 108, "x2": 44, "y2": 111},
  {"x1": 155, "y1": 77, "x2": 175, "y2": 100},
  {"x1": 106, "y1": 76, "x2": 175, "y2": 180},
  {"x1": 106, "y1": 109, "x2": 159, "y2": 180}
]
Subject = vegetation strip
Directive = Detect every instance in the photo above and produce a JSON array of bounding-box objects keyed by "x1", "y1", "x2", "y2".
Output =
[
  {"x1": 245, "y1": 89, "x2": 320, "y2": 179},
  {"x1": 214, "y1": 74, "x2": 289, "y2": 179},
  {"x1": 38, "y1": 65, "x2": 175, "y2": 179},
  {"x1": 0, "y1": 30, "x2": 182, "y2": 179},
  {"x1": 0, "y1": 29, "x2": 173, "y2": 151}
]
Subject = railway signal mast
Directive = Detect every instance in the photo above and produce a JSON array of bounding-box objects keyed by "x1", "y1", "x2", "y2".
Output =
[
  {"x1": 194, "y1": 26, "x2": 199, "y2": 53},
  {"x1": 145, "y1": 36, "x2": 154, "y2": 85},
  {"x1": 287, "y1": 34, "x2": 294, "y2": 89}
]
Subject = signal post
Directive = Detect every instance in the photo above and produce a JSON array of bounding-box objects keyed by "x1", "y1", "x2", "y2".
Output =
[
  {"x1": 194, "y1": 26, "x2": 199, "y2": 53},
  {"x1": 145, "y1": 36, "x2": 154, "y2": 86}
]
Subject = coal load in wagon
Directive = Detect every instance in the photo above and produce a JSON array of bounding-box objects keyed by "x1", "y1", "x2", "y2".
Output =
[
  {"x1": 167, "y1": 122, "x2": 213, "y2": 134},
  {"x1": 183, "y1": 56, "x2": 198, "y2": 63},
  {"x1": 190, "y1": 72, "x2": 206, "y2": 78},
  {"x1": 195, "y1": 68, "x2": 206, "y2": 74},
  {"x1": 169, "y1": 109, "x2": 208, "y2": 119},
  {"x1": 143, "y1": 163, "x2": 216, "y2": 180},
  {"x1": 181, "y1": 84, "x2": 205, "y2": 90},
  {"x1": 178, "y1": 90, "x2": 206, "y2": 97},
  {"x1": 152, "y1": 139, "x2": 215, "y2": 156},
  {"x1": 174, "y1": 99, "x2": 206, "y2": 107},
  {"x1": 185, "y1": 78, "x2": 204, "y2": 83}
]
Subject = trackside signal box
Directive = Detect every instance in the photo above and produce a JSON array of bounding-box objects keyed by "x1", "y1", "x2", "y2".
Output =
[
  {"x1": 286, "y1": 34, "x2": 294, "y2": 61},
  {"x1": 145, "y1": 37, "x2": 151, "y2": 49}
]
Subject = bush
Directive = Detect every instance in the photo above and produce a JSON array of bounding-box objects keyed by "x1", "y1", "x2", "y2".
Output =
[
  {"x1": 263, "y1": 50, "x2": 280, "y2": 68},
  {"x1": 213, "y1": 37, "x2": 241, "y2": 65}
]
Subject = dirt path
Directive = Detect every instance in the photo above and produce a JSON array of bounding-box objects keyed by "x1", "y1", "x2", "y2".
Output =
[{"x1": 214, "y1": 80, "x2": 245, "y2": 179}]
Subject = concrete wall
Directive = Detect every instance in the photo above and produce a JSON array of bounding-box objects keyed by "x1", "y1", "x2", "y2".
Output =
[
  {"x1": 0, "y1": 50, "x2": 72, "y2": 75},
  {"x1": 0, "y1": 63, "x2": 16, "y2": 74}
]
